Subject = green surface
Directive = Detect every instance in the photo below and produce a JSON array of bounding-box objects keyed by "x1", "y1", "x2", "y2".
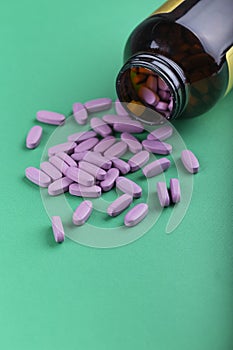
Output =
[{"x1": 1, "y1": 0, "x2": 233, "y2": 349}]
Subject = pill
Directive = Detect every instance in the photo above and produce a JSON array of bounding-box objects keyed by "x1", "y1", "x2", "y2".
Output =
[
  {"x1": 102, "y1": 114, "x2": 131, "y2": 125},
  {"x1": 147, "y1": 125, "x2": 173, "y2": 141},
  {"x1": 69, "y1": 183, "x2": 102, "y2": 198},
  {"x1": 52, "y1": 216, "x2": 65, "y2": 243},
  {"x1": 36, "y1": 110, "x2": 65, "y2": 125},
  {"x1": 40, "y1": 161, "x2": 63, "y2": 181},
  {"x1": 107, "y1": 193, "x2": 133, "y2": 217},
  {"x1": 67, "y1": 130, "x2": 97, "y2": 142},
  {"x1": 71, "y1": 151, "x2": 88, "y2": 161},
  {"x1": 93, "y1": 136, "x2": 116, "y2": 153},
  {"x1": 49, "y1": 156, "x2": 70, "y2": 175},
  {"x1": 116, "y1": 177, "x2": 142, "y2": 198},
  {"x1": 66, "y1": 167, "x2": 95, "y2": 186},
  {"x1": 56, "y1": 152, "x2": 77, "y2": 167},
  {"x1": 100, "y1": 168, "x2": 119, "y2": 192},
  {"x1": 48, "y1": 142, "x2": 76, "y2": 157},
  {"x1": 142, "y1": 158, "x2": 171, "y2": 178},
  {"x1": 124, "y1": 203, "x2": 148, "y2": 227},
  {"x1": 157, "y1": 182, "x2": 170, "y2": 207},
  {"x1": 156, "y1": 101, "x2": 168, "y2": 111},
  {"x1": 128, "y1": 150, "x2": 150, "y2": 172},
  {"x1": 83, "y1": 151, "x2": 112, "y2": 170},
  {"x1": 146, "y1": 75, "x2": 158, "y2": 91},
  {"x1": 158, "y1": 77, "x2": 170, "y2": 91},
  {"x1": 120, "y1": 132, "x2": 142, "y2": 153},
  {"x1": 72, "y1": 102, "x2": 88, "y2": 125},
  {"x1": 181, "y1": 150, "x2": 199, "y2": 174},
  {"x1": 90, "y1": 117, "x2": 112, "y2": 137},
  {"x1": 84, "y1": 98, "x2": 112, "y2": 113},
  {"x1": 26, "y1": 125, "x2": 43, "y2": 149},
  {"x1": 112, "y1": 158, "x2": 130, "y2": 175},
  {"x1": 142, "y1": 140, "x2": 172, "y2": 155},
  {"x1": 104, "y1": 141, "x2": 128, "y2": 159},
  {"x1": 170, "y1": 178, "x2": 181, "y2": 203},
  {"x1": 113, "y1": 120, "x2": 144, "y2": 133},
  {"x1": 158, "y1": 90, "x2": 170, "y2": 102},
  {"x1": 25, "y1": 167, "x2": 51, "y2": 187},
  {"x1": 115, "y1": 99, "x2": 129, "y2": 117},
  {"x1": 73, "y1": 200, "x2": 93, "y2": 225},
  {"x1": 74, "y1": 137, "x2": 99, "y2": 153},
  {"x1": 138, "y1": 86, "x2": 158, "y2": 105},
  {"x1": 79, "y1": 161, "x2": 106, "y2": 180},
  {"x1": 48, "y1": 177, "x2": 73, "y2": 196}
]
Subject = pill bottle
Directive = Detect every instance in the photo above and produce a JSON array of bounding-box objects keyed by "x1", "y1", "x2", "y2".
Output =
[{"x1": 116, "y1": 0, "x2": 233, "y2": 123}]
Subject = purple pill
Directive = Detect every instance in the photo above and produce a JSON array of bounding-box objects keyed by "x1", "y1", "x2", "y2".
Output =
[
  {"x1": 115, "y1": 99, "x2": 129, "y2": 117},
  {"x1": 157, "y1": 182, "x2": 170, "y2": 207},
  {"x1": 74, "y1": 137, "x2": 99, "y2": 153},
  {"x1": 84, "y1": 98, "x2": 112, "y2": 113},
  {"x1": 72, "y1": 102, "x2": 88, "y2": 125},
  {"x1": 128, "y1": 150, "x2": 150, "y2": 172},
  {"x1": 158, "y1": 77, "x2": 170, "y2": 91},
  {"x1": 36, "y1": 111, "x2": 65, "y2": 125},
  {"x1": 124, "y1": 203, "x2": 148, "y2": 227},
  {"x1": 142, "y1": 158, "x2": 171, "y2": 178},
  {"x1": 93, "y1": 136, "x2": 116, "y2": 153},
  {"x1": 138, "y1": 86, "x2": 158, "y2": 105},
  {"x1": 56, "y1": 152, "x2": 77, "y2": 167},
  {"x1": 48, "y1": 142, "x2": 76, "y2": 157},
  {"x1": 40, "y1": 161, "x2": 62, "y2": 181},
  {"x1": 116, "y1": 177, "x2": 142, "y2": 198},
  {"x1": 112, "y1": 158, "x2": 130, "y2": 175},
  {"x1": 25, "y1": 167, "x2": 51, "y2": 188},
  {"x1": 158, "y1": 90, "x2": 170, "y2": 101},
  {"x1": 48, "y1": 177, "x2": 73, "y2": 196},
  {"x1": 90, "y1": 117, "x2": 112, "y2": 138},
  {"x1": 170, "y1": 178, "x2": 181, "y2": 204},
  {"x1": 73, "y1": 200, "x2": 93, "y2": 225},
  {"x1": 49, "y1": 156, "x2": 70, "y2": 175},
  {"x1": 113, "y1": 120, "x2": 144, "y2": 134},
  {"x1": 102, "y1": 114, "x2": 132, "y2": 125},
  {"x1": 67, "y1": 130, "x2": 97, "y2": 142},
  {"x1": 100, "y1": 168, "x2": 119, "y2": 192},
  {"x1": 120, "y1": 132, "x2": 142, "y2": 153},
  {"x1": 66, "y1": 167, "x2": 95, "y2": 186},
  {"x1": 142, "y1": 140, "x2": 172, "y2": 155},
  {"x1": 69, "y1": 183, "x2": 102, "y2": 198},
  {"x1": 26, "y1": 125, "x2": 43, "y2": 149},
  {"x1": 155, "y1": 101, "x2": 169, "y2": 111},
  {"x1": 181, "y1": 150, "x2": 199, "y2": 174},
  {"x1": 104, "y1": 141, "x2": 128, "y2": 159},
  {"x1": 147, "y1": 125, "x2": 173, "y2": 141},
  {"x1": 52, "y1": 216, "x2": 65, "y2": 243},
  {"x1": 79, "y1": 161, "x2": 106, "y2": 180},
  {"x1": 83, "y1": 151, "x2": 112, "y2": 170},
  {"x1": 107, "y1": 193, "x2": 133, "y2": 217},
  {"x1": 71, "y1": 151, "x2": 88, "y2": 161}
]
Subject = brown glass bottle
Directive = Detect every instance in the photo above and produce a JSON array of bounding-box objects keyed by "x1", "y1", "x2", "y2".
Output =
[{"x1": 116, "y1": 0, "x2": 233, "y2": 123}]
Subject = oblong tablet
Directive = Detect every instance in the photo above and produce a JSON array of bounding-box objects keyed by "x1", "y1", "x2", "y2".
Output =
[
  {"x1": 181, "y1": 150, "x2": 199, "y2": 174},
  {"x1": 79, "y1": 161, "x2": 106, "y2": 180},
  {"x1": 115, "y1": 99, "x2": 129, "y2": 117},
  {"x1": 104, "y1": 141, "x2": 128, "y2": 159},
  {"x1": 84, "y1": 98, "x2": 112, "y2": 113},
  {"x1": 73, "y1": 200, "x2": 93, "y2": 225},
  {"x1": 142, "y1": 158, "x2": 171, "y2": 178},
  {"x1": 170, "y1": 178, "x2": 181, "y2": 204},
  {"x1": 74, "y1": 138, "x2": 99, "y2": 153},
  {"x1": 102, "y1": 114, "x2": 131, "y2": 125},
  {"x1": 40, "y1": 161, "x2": 62, "y2": 181},
  {"x1": 157, "y1": 182, "x2": 170, "y2": 207},
  {"x1": 100, "y1": 168, "x2": 119, "y2": 192},
  {"x1": 90, "y1": 117, "x2": 112, "y2": 138},
  {"x1": 147, "y1": 125, "x2": 173, "y2": 141},
  {"x1": 48, "y1": 142, "x2": 76, "y2": 157},
  {"x1": 56, "y1": 152, "x2": 77, "y2": 167},
  {"x1": 107, "y1": 193, "x2": 133, "y2": 217},
  {"x1": 26, "y1": 125, "x2": 43, "y2": 149},
  {"x1": 71, "y1": 151, "x2": 88, "y2": 161},
  {"x1": 48, "y1": 177, "x2": 73, "y2": 196},
  {"x1": 128, "y1": 150, "x2": 149, "y2": 172},
  {"x1": 49, "y1": 156, "x2": 70, "y2": 175},
  {"x1": 113, "y1": 120, "x2": 144, "y2": 133},
  {"x1": 116, "y1": 177, "x2": 142, "y2": 198},
  {"x1": 36, "y1": 111, "x2": 65, "y2": 125},
  {"x1": 67, "y1": 130, "x2": 97, "y2": 142},
  {"x1": 121, "y1": 132, "x2": 142, "y2": 153},
  {"x1": 73, "y1": 102, "x2": 88, "y2": 125},
  {"x1": 25, "y1": 167, "x2": 51, "y2": 187},
  {"x1": 69, "y1": 183, "x2": 102, "y2": 198},
  {"x1": 66, "y1": 167, "x2": 95, "y2": 186},
  {"x1": 83, "y1": 151, "x2": 112, "y2": 170},
  {"x1": 142, "y1": 140, "x2": 172, "y2": 155},
  {"x1": 93, "y1": 136, "x2": 116, "y2": 153},
  {"x1": 124, "y1": 203, "x2": 148, "y2": 227},
  {"x1": 52, "y1": 216, "x2": 65, "y2": 243},
  {"x1": 112, "y1": 158, "x2": 130, "y2": 175}
]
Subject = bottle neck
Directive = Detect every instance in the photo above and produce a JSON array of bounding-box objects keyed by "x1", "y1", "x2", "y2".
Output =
[{"x1": 116, "y1": 53, "x2": 188, "y2": 123}]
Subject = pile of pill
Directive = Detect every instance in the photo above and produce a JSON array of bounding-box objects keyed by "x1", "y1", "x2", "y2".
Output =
[{"x1": 25, "y1": 97, "x2": 199, "y2": 243}]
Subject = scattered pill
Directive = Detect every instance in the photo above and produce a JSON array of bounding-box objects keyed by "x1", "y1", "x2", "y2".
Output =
[
  {"x1": 90, "y1": 117, "x2": 112, "y2": 137},
  {"x1": 74, "y1": 137, "x2": 99, "y2": 153},
  {"x1": 69, "y1": 183, "x2": 102, "y2": 198},
  {"x1": 128, "y1": 150, "x2": 150, "y2": 172},
  {"x1": 116, "y1": 177, "x2": 142, "y2": 198},
  {"x1": 71, "y1": 151, "x2": 88, "y2": 161},
  {"x1": 115, "y1": 99, "x2": 129, "y2": 117},
  {"x1": 26, "y1": 125, "x2": 43, "y2": 149},
  {"x1": 107, "y1": 193, "x2": 133, "y2": 217},
  {"x1": 73, "y1": 102, "x2": 88, "y2": 125},
  {"x1": 25, "y1": 167, "x2": 51, "y2": 187},
  {"x1": 49, "y1": 156, "x2": 70, "y2": 175},
  {"x1": 83, "y1": 151, "x2": 112, "y2": 170},
  {"x1": 170, "y1": 178, "x2": 181, "y2": 203},
  {"x1": 73, "y1": 200, "x2": 93, "y2": 225},
  {"x1": 100, "y1": 168, "x2": 119, "y2": 192},
  {"x1": 67, "y1": 130, "x2": 97, "y2": 142},
  {"x1": 56, "y1": 152, "x2": 77, "y2": 167},
  {"x1": 181, "y1": 150, "x2": 199, "y2": 174},
  {"x1": 48, "y1": 142, "x2": 76, "y2": 157},
  {"x1": 36, "y1": 111, "x2": 65, "y2": 125},
  {"x1": 40, "y1": 161, "x2": 62, "y2": 181},
  {"x1": 102, "y1": 114, "x2": 131, "y2": 125},
  {"x1": 104, "y1": 141, "x2": 128, "y2": 159},
  {"x1": 143, "y1": 158, "x2": 171, "y2": 178},
  {"x1": 84, "y1": 98, "x2": 112, "y2": 113},
  {"x1": 66, "y1": 167, "x2": 95, "y2": 186},
  {"x1": 124, "y1": 203, "x2": 148, "y2": 227},
  {"x1": 142, "y1": 140, "x2": 172, "y2": 155},
  {"x1": 52, "y1": 216, "x2": 65, "y2": 243},
  {"x1": 112, "y1": 158, "x2": 130, "y2": 175},
  {"x1": 157, "y1": 182, "x2": 170, "y2": 207},
  {"x1": 120, "y1": 132, "x2": 142, "y2": 153},
  {"x1": 79, "y1": 161, "x2": 106, "y2": 180},
  {"x1": 113, "y1": 119, "x2": 144, "y2": 133},
  {"x1": 147, "y1": 125, "x2": 173, "y2": 141},
  {"x1": 48, "y1": 177, "x2": 73, "y2": 196},
  {"x1": 93, "y1": 136, "x2": 116, "y2": 153}
]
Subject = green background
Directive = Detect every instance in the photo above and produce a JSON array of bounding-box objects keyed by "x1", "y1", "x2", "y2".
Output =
[{"x1": 1, "y1": 0, "x2": 233, "y2": 349}]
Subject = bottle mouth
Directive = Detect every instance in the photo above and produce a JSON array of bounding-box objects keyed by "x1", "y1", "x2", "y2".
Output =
[{"x1": 116, "y1": 53, "x2": 187, "y2": 124}]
